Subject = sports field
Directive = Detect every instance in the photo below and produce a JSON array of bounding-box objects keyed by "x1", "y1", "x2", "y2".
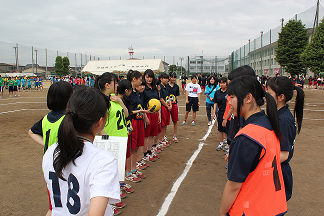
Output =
[{"x1": 0, "y1": 80, "x2": 323, "y2": 215}]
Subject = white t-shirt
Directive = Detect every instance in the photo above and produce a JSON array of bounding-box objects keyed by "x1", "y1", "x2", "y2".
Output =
[
  {"x1": 43, "y1": 142, "x2": 120, "y2": 216},
  {"x1": 185, "y1": 83, "x2": 201, "y2": 97}
]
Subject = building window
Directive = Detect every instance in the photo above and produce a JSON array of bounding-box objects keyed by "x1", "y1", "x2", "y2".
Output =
[
  {"x1": 190, "y1": 61, "x2": 196, "y2": 64},
  {"x1": 190, "y1": 66, "x2": 196, "y2": 70}
]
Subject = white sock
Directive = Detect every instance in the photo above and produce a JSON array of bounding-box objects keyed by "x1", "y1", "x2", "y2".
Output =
[{"x1": 220, "y1": 142, "x2": 224, "y2": 146}]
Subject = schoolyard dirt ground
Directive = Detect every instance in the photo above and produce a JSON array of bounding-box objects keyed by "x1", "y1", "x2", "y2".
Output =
[{"x1": 0, "y1": 80, "x2": 323, "y2": 216}]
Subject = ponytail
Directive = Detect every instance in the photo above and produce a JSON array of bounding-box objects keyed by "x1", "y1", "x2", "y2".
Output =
[
  {"x1": 263, "y1": 91, "x2": 282, "y2": 139},
  {"x1": 94, "y1": 72, "x2": 117, "y2": 92},
  {"x1": 54, "y1": 87, "x2": 108, "y2": 181},
  {"x1": 267, "y1": 76, "x2": 304, "y2": 134},
  {"x1": 127, "y1": 70, "x2": 142, "y2": 82},
  {"x1": 294, "y1": 86, "x2": 305, "y2": 134}
]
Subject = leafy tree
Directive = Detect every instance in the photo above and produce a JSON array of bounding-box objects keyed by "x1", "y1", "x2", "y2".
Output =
[
  {"x1": 275, "y1": 20, "x2": 308, "y2": 76},
  {"x1": 62, "y1": 57, "x2": 70, "y2": 75},
  {"x1": 54, "y1": 56, "x2": 64, "y2": 75},
  {"x1": 301, "y1": 19, "x2": 324, "y2": 76},
  {"x1": 177, "y1": 66, "x2": 186, "y2": 72},
  {"x1": 168, "y1": 64, "x2": 177, "y2": 72}
]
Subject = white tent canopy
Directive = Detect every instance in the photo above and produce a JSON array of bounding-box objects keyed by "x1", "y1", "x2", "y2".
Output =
[{"x1": 82, "y1": 59, "x2": 168, "y2": 75}]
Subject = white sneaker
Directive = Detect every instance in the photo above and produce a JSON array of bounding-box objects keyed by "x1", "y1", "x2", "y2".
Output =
[
  {"x1": 216, "y1": 143, "x2": 224, "y2": 151},
  {"x1": 208, "y1": 121, "x2": 212, "y2": 126},
  {"x1": 182, "y1": 121, "x2": 186, "y2": 125},
  {"x1": 191, "y1": 121, "x2": 195, "y2": 126}
]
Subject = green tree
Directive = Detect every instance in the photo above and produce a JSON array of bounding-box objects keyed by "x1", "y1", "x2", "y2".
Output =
[
  {"x1": 301, "y1": 19, "x2": 324, "y2": 76},
  {"x1": 62, "y1": 57, "x2": 70, "y2": 75},
  {"x1": 275, "y1": 20, "x2": 308, "y2": 76},
  {"x1": 54, "y1": 56, "x2": 64, "y2": 75},
  {"x1": 168, "y1": 64, "x2": 177, "y2": 72},
  {"x1": 177, "y1": 66, "x2": 186, "y2": 73}
]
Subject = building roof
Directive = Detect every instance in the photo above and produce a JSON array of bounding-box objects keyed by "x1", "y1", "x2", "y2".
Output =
[{"x1": 82, "y1": 59, "x2": 168, "y2": 75}]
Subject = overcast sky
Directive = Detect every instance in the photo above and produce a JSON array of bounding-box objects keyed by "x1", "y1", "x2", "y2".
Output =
[{"x1": 0, "y1": 0, "x2": 320, "y2": 65}]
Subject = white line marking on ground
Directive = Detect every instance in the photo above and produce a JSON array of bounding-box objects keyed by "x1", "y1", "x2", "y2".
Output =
[
  {"x1": 156, "y1": 119, "x2": 216, "y2": 216},
  {"x1": 0, "y1": 108, "x2": 48, "y2": 115},
  {"x1": 0, "y1": 102, "x2": 46, "y2": 105}
]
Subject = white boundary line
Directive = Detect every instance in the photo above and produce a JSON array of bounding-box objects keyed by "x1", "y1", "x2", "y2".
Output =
[
  {"x1": 156, "y1": 119, "x2": 216, "y2": 216},
  {"x1": 0, "y1": 102, "x2": 46, "y2": 106},
  {"x1": 0, "y1": 108, "x2": 48, "y2": 115}
]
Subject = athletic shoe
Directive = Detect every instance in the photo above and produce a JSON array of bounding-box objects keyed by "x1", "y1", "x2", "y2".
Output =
[
  {"x1": 125, "y1": 173, "x2": 141, "y2": 183},
  {"x1": 120, "y1": 190, "x2": 127, "y2": 199},
  {"x1": 223, "y1": 144, "x2": 229, "y2": 152},
  {"x1": 143, "y1": 154, "x2": 157, "y2": 162},
  {"x1": 121, "y1": 184, "x2": 134, "y2": 194},
  {"x1": 113, "y1": 202, "x2": 126, "y2": 209},
  {"x1": 136, "y1": 160, "x2": 149, "y2": 170},
  {"x1": 225, "y1": 164, "x2": 228, "y2": 169},
  {"x1": 150, "y1": 153, "x2": 159, "y2": 159},
  {"x1": 112, "y1": 205, "x2": 121, "y2": 215},
  {"x1": 159, "y1": 141, "x2": 169, "y2": 148},
  {"x1": 216, "y1": 143, "x2": 224, "y2": 151},
  {"x1": 162, "y1": 139, "x2": 171, "y2": 145},
  {"x1": 192, "y1": 121, "x2": 195, "y2": 126},
  {"x1": 135, "y1": 170, "x2": 146, "y2": 179},
  {"x1": 151, "y1": 148, "x2": 161, "y2": 154},
  {"x1": 208, "y1": 121, "x2": 212, "y2": 126},
  {"x1": 182, "y1": 121, "x2": 186, "y2": 125},
  {"x1": 173, "y1": 137, "x2": 178, "y2": 143}
]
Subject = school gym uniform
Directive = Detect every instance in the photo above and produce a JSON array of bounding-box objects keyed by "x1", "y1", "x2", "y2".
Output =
[
  {"x1": 213, "y1": 89, "x2": 228, "y2": 133},
  {"x1": 43, "y1": 142, "x2": 120, "y2": 216},
  {"x1": 0, "y1": 77, "x2": 4, "y2": 93},
  {"x1": 278, "y1": 105, "x2": 296, "y2": 201},
  {"x1": 309, "y1": 77, "x2": 313, "y2": 86},
  {"x1": 143, "y1": 85, "x2": 160, "y2": 137},
  {"x1": 227, "y1": 111, "x2": 287, "y2": 216},
  {"x1": 127, "y1": 89, "x2": 145, "y2": 152},
  {"x1": 8, "y1": 80, "x2": 14, "y2": 92},
  {"x1": 13, "y1": 79, "x2": 18, "y2": 91},
  {"x1": 30, "y1": 109, "x2": 66, "y2": 153},
  {"x1": 185, "y1": 83, "x2": 201, "y2": 112},
  {"x1": 181, "y1": 76, "x2": 188, "y2": 89},
  {"x1": 166, "y1": 83, "x2": 180, "y2": 122},
  {"x1": 159, "y1": 83, "x2": 171, "y2": 127},
  {"x1": 204, "y1": 84, "x2": 218, "y2": 122}
]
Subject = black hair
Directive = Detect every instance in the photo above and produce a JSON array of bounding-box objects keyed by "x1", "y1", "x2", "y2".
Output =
[
  {"x1": 127, "y1": 70, "x2": 142, "y2": 82},
  {"x1": 228, "y1": 65, "x2": 256, "y2": 80},
  {"x1": 191, "y1": 75, "x2": 197, "y2": 80},
  {"x1": 266, "y1": 76, "x2": 304, "y2": 133},
  {"x1": 208, "y1": 76, "x2": 217, "y2": 88},
  {"x1": 228, "y1": 76, "x2": 282, "y2": 139},
  {"x1": 94, "y1": 72, "x2": 117, "y2": 92},
  {"x1": 141, "y1": 79, "x2": 146, "y2": 86},
  {"x1": 47, "y1": 81, "x2": 73, "y2": 111},
  {"x1": 160, "y1": 73, "x2": 169, "y2": 79},
  {"x1": 73, "y1": 84, "x2": 88, "y2": 92},
  {"x1": 219, "y1": 77, "x2": 228, "y2": 84},
  {"x1": 169, "y1": 72, "x2": 177, "y2": 78},
  {"x1": 144, "y1": 69, "x2": 156, "y2": 90},
  {"x1": 156, "y1": 78, "x2": 161, "y2": 85},
  {"x1": 54, "y1": 87, "x2": 109, "y2": 180},
  {"x1": 117, "y1": 79, "x2": 132, "y2": 113}
]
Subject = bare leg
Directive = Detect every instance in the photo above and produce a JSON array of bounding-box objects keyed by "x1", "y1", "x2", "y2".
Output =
[
  {"x1": 192, "y1": 111, "x2": 197, "y2": 122},
  {"x1": 184, "y1": 111, "x2": 189, "y2": 121},
  {"x1": 173, "y1": 121, "x2": 178, "y2": 138}
]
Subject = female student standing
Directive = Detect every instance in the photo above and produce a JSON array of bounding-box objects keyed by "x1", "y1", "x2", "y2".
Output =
[
  {"x1": 126, "y1": 70, "x2": 150, "y2": 182},
  {"x1": 43, "y1": 87, "x2": 120, "y2": 216},
  {"x1": 220, "y1": 76, "x2": 287, "y2": 216},
  {"x1": 267, "y1": 76, "x2": 304, "y2": 201},
  {"x1": 204, "y1": 76, "x2": 218, "y2": 126},
  {"x1": 166, "y1": 72, "x2": 180, "y2": 142}
]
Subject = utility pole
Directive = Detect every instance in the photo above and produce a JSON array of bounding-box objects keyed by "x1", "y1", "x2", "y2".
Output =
[
  {"x1": 13, "y1": 43, "x2": 18, "y2": 73},
  {"x1": 269, "y1": 29, "x2": 272, "y2": 75},
  {"x1": 46, "y1": 48, "x2": 48, "y2": 77},
  {"x1": 32, "y1": 46, "x2": 34, "y2": 73},
  {"x1": 260, "y1": 31, "x2": 263, "y2": 76},
  {"x1": 35, "y1": 49, "x2": 39, "y2": 76},
  {"x1": 279, "y1": 18, "x2": 284, "y2": 75},
  {"x1": 179, "y1": 57, "x2": 184, "y2": 75},
  {"x1": 75, "y1": 53, "x2": 77, "y2": 74},
  {"x1": 81, "y1": 54, "x2": 83, "y2": 79},
  {"x1": 248, "y1": 39, "x2": 251, "y2": 67}
]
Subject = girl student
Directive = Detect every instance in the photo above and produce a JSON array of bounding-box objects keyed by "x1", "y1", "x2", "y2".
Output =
[
  {"x1": 13, "y1": 77, "x2": 20, "y2": 97},
  {"x1": 142, "y1": 69, "x2": 163, "y2": 165},
  {"x1": 94, "y1": 72, "x2": 132, "y2": 210},
  {"x1": 213, "y1": 77, "x2": 229, "y2": 151},
  {"x1": 126, "y1": 70, "x2": 150, "y2": 183},
  {"x1": 220, "y1": 75, "x2": 287, "y2": 216},
  {"x1": 266, "y1": 76, "x2": 304, "y2": 201},
  {"x1": 43, "y1": 87, "x2": 120, "y2": 216},
  {"x1": 204, "y1": 76, "x2": 219, "y2": 126},
  {"x1": 166, "y1": 72, "x2": 180, "y2": 142},
  {"x1": 159, "y1": 73, "x2": 172, "y2": 144},
  {"x1": 7, "y1": 77, "x2": 14, "y2": 97}
]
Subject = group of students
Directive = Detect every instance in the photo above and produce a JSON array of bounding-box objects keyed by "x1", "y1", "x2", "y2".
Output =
[
  {"x1": 28, "y1": 69, "x2": 181, "y2": 215},
  {"x1": 27, "y1": 64, "x2": 305, "y2": 215},
  {"x1": 52, "y1": 76, "x2": 96, "y2": 88},
  {"x1": 210, "y1": 65, "x2": 305, "y2": 215},
  {"x1": 308, "y1": 75, "x2": 324, "y2": 89}
]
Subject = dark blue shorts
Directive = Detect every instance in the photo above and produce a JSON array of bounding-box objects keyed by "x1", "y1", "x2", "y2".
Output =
[{"x1": 186, "y1": 97, "x2": 199, "y2": 112}]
